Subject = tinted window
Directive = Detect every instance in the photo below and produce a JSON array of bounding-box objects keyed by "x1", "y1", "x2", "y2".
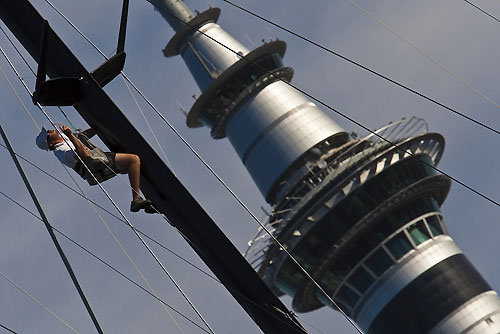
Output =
[
  {"x1": 407, "y1": 221, "x2": 431, "y2": 246},
  {"x1": 427, "y1": 215, "x2": 444, "y2": 236},
  {"x1": 385, "y1": 232, "x2": 413, "y2": 259},
  {"x1": 348, "y1": 266, "x2": 375, "y2": 293},
  {"x1": 338, "y1": 285, "x2": 361, "y2": 308},
  {"x1": 365, "y1": 248, "x2": 394, "y2": 276}
]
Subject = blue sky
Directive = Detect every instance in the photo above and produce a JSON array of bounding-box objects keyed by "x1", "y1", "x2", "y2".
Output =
[{"x1": 1, "y1": 0, "x2": 499, "y2": 333}]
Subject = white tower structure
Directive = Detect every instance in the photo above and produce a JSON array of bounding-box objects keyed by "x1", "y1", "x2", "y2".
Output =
[{"x1": 150, "y1": 1, "x2": 500, "y2": 333}]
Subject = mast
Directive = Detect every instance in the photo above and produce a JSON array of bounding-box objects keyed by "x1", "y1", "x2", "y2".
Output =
[{"x1": 0, "y1": 1, "x2": 306, "y2": 333}]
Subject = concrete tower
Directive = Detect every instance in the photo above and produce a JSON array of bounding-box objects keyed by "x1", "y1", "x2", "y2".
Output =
[{"x1": 149, "y1": 1, "x2": 500, "y2": 333}]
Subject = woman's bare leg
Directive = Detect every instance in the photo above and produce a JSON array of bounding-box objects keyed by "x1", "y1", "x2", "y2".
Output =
[{"x1": 114, "y1": 153, "x2": 141, "y2": 200}]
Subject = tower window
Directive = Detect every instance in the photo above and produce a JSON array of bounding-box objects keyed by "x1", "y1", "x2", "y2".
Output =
[
  {"x1": 337, "y1": 285, "x2": 361, "y2": 308},
  {"x1": 347, "y1": 266, "x2": 375, "y2": 294},
  {"x1": 365, "y1": 248, "x2": 394, "y2": 277},
  {"x1": 385, "y1": 232, "x2": 413, "y2": 260},
  {"x1": 426, "y1": 215, "x2": 444, "y2": 237},
  {"x1": 407, "y1": 220, "x2": 431, "y2": 246}
]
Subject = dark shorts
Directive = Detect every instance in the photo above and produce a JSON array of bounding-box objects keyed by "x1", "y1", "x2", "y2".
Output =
[
  {"x1": 104, "y1": 152, "x2": 120, "y2": 173},
  {"x1": 81, "y1": 150, "x2": 121, "y2": 174}
]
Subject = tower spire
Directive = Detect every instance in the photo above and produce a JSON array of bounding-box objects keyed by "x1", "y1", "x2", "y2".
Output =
[{"x1": 148, "y1": 0, "x2": 194, "y2": 32}]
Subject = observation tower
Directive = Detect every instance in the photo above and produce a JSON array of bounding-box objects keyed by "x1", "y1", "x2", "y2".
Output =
[{"x1": 149, "y1": 1, "x2": 500, "y2": 333}]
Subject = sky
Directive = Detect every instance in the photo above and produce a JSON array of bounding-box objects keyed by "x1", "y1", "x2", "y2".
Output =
[{"x1": 0, "y1": 0, "x2": 499, "y2": 333}]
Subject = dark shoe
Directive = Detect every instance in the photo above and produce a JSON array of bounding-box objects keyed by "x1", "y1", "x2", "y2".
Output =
[
  {"x1": 130, "y1": 198, "x2": 153, "y2": 212},
  {"x1": 144, "y1": 203, "x2": 158, "y2": 214}
]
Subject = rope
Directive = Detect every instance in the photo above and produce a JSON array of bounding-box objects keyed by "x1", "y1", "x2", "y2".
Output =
[
  {"x1": 60, "y1": 165, "x2": 184, "y2": 333},
  {"x1": 121, "y1": 76, "x2": 176, "y2": 175},
  {"x1": 0, "y1": 46, "x2": 216, "y2": 334},
  {"x1": 0, "y1": 67, "x2": 40, "y2": 131},
  {"x1": 43, "y1": 2, "x2": 500, "y2": 333},
  {"x1": 0, "y1": 141, "x2": 208, "y2": 283},
  {"x1": 146, "y1": 0, "x2": 500, "y2": 210},
  {"x1": 8, "y1": 2, "x2": 500, "y2": 333},
  {"x1": 0, "y1": 270, "x2": 79, "y2": 333},
  {"x1": 218, "y1": 0, "x2": 500, "y2": 136},
  {"x1": 43, "y1": 0, "x2": 176, "y2": 174},
  {"x1": 0, "y1": 189, "x2": 211, "y2": 334},
  {"x1": 0, "y1": 323, "x2": 20, "y2": 334},
  {"x1": 463, "y1": 0, "x2": 500, "y2": 24},
  {"x1": 0, "y1": 23, "x2": 77, "y2": 132},
  {"x1": 0, "y1": 183, "x2": 315, "y2": 334},
  {"x1": 348, "y1": 0, "x2": 500, "y2": 110},
  {"x1": 0, "y1": 122, "x2": 105, "y2": 334},
  {"x1": 0, "y1": 25, "x2": 63, "y2": 126}
]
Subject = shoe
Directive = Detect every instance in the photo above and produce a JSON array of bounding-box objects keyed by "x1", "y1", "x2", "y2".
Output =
[
  {"x1": 144, "y1": 203, "x2": 158, "y2": 214},
  {"x1": 130, "y1": 198, "x2": 153, "y2": 212}
]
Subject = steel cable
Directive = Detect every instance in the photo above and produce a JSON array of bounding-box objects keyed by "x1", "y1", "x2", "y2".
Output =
[
  {"x1": 41, "y1": 2, "x2": 500, "y2": 333},
  {"x1": 0, "y1": 43, "x2": 216, "y2": 334},
  {"x1": 218, "y1": 0, "x2": 500, "y2": 136},
  {"x1": 0, "y1": 189, "x2": 211, "y2": 334}
]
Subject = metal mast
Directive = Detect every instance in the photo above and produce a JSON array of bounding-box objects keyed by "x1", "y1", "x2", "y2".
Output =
[
  {"x1": 151, "y1": 1, "x2": 500, "y2": 333},
  {"x1": 0, "y1": 1, "x2": 307, "y2": 333}
]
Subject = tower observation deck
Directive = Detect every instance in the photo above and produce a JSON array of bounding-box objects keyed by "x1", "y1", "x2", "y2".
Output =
[{"x1": 149, "y1": 1, "x2": 500, "y2": 333}]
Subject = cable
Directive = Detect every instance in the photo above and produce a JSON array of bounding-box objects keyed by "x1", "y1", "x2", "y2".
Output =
[
  {"x1": 0, "y1": 323, "x2": 20, "y2": 334},
  {"x1": 121, "y1": 76, "x2": 176, "y2": 175},
  {"x1": 1, "y1": 13, "x2": 175, "y2": 209},
  {"x1": 1, "y1": 122, "x2": 104, "y2": 334},
  {"x1": 0, "y1": 189, "x2": 211, "y2": 334},
  {"x1": 146, "y1": 0, "x2": 500, "y2": 210},
  {"x1": 0, "y1": 270, "x2": 79, "y2": 333},
  {"x1": 60, "y1": 165, "x2": 184, "y2": 333},
  {"x1": 0, "y1": 67, "x2": 40, "y2": 131},
  {"x1": 0, "y1": 141, "x2": 214, "y2": 285},
  {"x1": 143, "y1": 4, "x2": 500, "y2": 333},
  {"x1": 9, "y1": 3, "x2": 500, "y2": 333},
  {"x1": 463, "y1": 0, "x2": 500, "y2": 24},
  {"x1": 217, "y1": 0, "x2": 500, "y2": 136},
  {"x1": 1, "y1": 185, "x2": 324, "y2": 334},
  {"x1": 0, "y1": 25, "x2": 63, "y2": 126},
  {"x1": 0, "y1": 184, "x2": 322, "y2": 334},
  {"x1": 348, "y1": 0, "x2": 500, "y2": 110},
  {"x1": 0, "y1": 44, "x2": 217, "y2": 334},
  {"x1": 43, "y1": 2, "x2": 500, "y2": 333}
]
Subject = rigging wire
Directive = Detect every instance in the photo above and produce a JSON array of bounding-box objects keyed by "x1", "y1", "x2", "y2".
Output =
[
  {"x1": 143, "y1": 0, "x2": 500, "y2": 210},
  {"x1": 217, "y1": 0, "x2": 500, "y2": 136},
  {"x1": 0, "y1": 323, "x2": 19, "y2": 334},
  {"x1": 40, "y1": 0, "x2": 499, "y2": 207},
  {"x1": 0, "y1": 25, "x2": 66, "y2": 127},
  {"x1": 0, "y1": 183, "x2": 327, "y2": 334},
  {"x1": 348, "y1": 0, "x2": 500, "y2": 110},
  {"x1": 39, "y1": 2, "x2": 500, "y2": 333},
  {"x1": 0, "y1": 141, "x2": 189, "y2": 278},
  {"x1": 148, "y1": 0, "x2": 500, "y2": 309},
  {"x1": 0, "y1": 26, "x2": 182, "y2": 327},
  {"x1": 60, "y1": 165, "x2": 185, "y2": 333},
  {"x1": 463, "y1": 0, "x2": 500, "y2": 24},
  {"x1": 0, "y1": 67, "x2": 39, "y2": 131},
  {"x1": 121, "y1": 76, "x2": 176, "y2": 175},
  {"x1": 0, "y1": 122, "x2": 105, "y2": 334},
  {"x1": 0, "y1": 270, "x2": 79, "y2": 333},
  {"x1": 0, "y1": 189, "x2": 211, "y2": 334},
  {"x1": 2, "y1": 1, "x2": 496, "y2": 332},
  {"x1": 138, "y1": 3, "x2": 500, "y2": 332},
  {"x1": 0, "y1": 46, "x2": 217, "y2": 334}
]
